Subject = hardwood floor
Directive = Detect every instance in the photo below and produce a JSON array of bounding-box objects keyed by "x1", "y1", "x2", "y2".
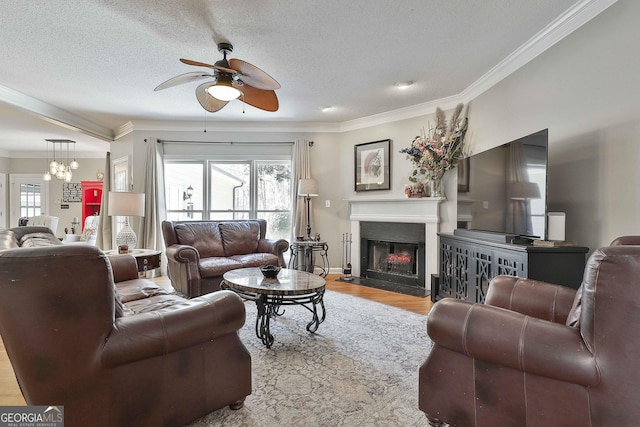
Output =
[
  {"x1": 0, "y1": 274, "x2": 433, "y2": 406},
  {"x1": 0, "y1": 336, "x2": 24, "y2": 405},
  {"x1": 325, "y1": 275, "x2": 433, "y2": 315}
]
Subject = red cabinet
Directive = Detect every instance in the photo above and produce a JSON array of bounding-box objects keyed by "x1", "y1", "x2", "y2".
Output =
[{"x1": 81, "y1": 180, "x2": 103, "y2": 228}]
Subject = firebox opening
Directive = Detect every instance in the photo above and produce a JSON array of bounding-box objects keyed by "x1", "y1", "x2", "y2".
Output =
[
  {"x1": 359, "y1": 221, "x2": 426, "y2": 292},
  {"x1": 368, "y1": 241, "x2": 418, "y2": 278}
]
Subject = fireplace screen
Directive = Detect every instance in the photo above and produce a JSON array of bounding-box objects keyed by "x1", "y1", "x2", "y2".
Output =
[{"x1": 367, "y1": 241, "x2": 418, "y2": 277}]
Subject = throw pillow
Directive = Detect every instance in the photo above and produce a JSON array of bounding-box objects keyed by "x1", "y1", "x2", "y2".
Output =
[{"x1": 219, "y1": 221, "x2": 260, "y2": 256}]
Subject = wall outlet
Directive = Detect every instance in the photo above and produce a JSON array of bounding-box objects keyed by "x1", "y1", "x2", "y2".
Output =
[
  {"x1": 483, "y1": 201, "x2": 489, "y2": 209},
  {"x1": 325, "y1": 200, "x2": 331, "y2": 208}
]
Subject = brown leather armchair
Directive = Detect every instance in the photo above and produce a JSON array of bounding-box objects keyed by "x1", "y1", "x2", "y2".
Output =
[
  {"x1": 0, "y1": 245, "x2": 251, "y2": 427},
  {"x1": 419, "y1": 238, "x2": 640, "y2": 426}
]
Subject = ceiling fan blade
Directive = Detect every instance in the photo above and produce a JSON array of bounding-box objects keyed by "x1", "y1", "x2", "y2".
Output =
[
  {"x1": 180, "y1": 58, "x2": 236, "y2": 74},
  {"x1": 229, "y1": 58, "x2": 280, "y2": 90},
  {"x1": 195, "y1": 83, "x2": 229, "y2": 112},
  {"x1": 154, "y1": 72, "x2": 213, "y2": 91},
  {"x1": 240, "y1": 83, "x2": 279, "y2": 112}
]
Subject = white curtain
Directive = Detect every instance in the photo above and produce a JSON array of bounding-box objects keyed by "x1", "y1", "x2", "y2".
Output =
[
  {"x1": 95, "y1": 152, "x2": 112, "y2": 250},
  {"x1": 292, "y1": 139, "x2": 313, "y2": 239},
  {"x1": 140, "y1": 139, "x2": 167, "y2": 269}
]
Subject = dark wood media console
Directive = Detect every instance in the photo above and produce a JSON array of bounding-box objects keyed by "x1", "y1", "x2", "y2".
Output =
[{"x1": 435, "y1": 232, "x2": 588, "y2": 303}]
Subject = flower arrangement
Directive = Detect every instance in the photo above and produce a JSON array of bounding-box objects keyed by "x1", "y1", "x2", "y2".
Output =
[{"x1": 400, "y1": 103, "x2": 468, "y2": 184}]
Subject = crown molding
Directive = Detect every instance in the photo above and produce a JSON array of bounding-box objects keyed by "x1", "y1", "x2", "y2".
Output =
[
  {"x1": 116, "y1": 120, "x2": 344, "y2": 138},
  {"x1": 344, "y1": 0, "x2": 618, "y2": 131},
  {"x1": 337, "y1": 95, "x2": 462, "y2": 133},
  {"x1": 460, "y1": 0, "x2": 618, "y2": 102}
]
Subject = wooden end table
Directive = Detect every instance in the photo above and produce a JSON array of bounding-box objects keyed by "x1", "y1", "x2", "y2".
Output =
[
  {"x1": 104, "y1": 248, "x2": 161, "y2": 276},
  {"x1": 221, "y1": 267, "x2": 326, "y2": 348}
]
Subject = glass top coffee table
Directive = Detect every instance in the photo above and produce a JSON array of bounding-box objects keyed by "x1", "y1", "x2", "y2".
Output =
[{"x1": 222, "y1": 267, "x2": 326, "y2": 348}]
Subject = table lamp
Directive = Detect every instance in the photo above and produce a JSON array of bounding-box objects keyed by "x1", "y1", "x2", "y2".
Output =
[
  {"x1": 298, "y1": 179, "x2": 319, "y2": 240},
  {"x1": 108, "y1": 191, "x2": 145, "y2": 249}
]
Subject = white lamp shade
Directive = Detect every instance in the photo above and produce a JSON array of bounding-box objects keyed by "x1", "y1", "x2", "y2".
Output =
[
  {"x1": 108, "y1": 192, "x2": 145, "y2": 217},
  {"x1": 298, "y1": 179, "x2": 319, "y2": 197}
]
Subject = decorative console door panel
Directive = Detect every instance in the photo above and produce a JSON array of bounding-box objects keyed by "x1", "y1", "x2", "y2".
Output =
[{"x1": 470, "y1": 249, "x2": 493, "y2": 304}]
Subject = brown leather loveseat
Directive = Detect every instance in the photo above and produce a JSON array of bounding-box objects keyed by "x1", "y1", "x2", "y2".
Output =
[
  {"x1": 162, "y1": 219, "x2": 289, "y2": 298},
  {"x1": 0, "y1": 243, "x2": 251, "y2": 427},
  {"x1": 419, "y1": 237, "x2": 640, "y2": 426}
]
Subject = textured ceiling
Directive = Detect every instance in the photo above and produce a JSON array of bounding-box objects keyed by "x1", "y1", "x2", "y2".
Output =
[{"x1": 0, "y1": 0, "x2": 601, "y2": 156}]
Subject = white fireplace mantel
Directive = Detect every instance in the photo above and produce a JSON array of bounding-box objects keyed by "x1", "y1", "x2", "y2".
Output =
[{"x1": 346, "y1": 197, "x2": 443, "y2": 286}]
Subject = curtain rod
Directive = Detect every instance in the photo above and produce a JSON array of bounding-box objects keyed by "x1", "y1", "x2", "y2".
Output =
[{"x1": 158, "y1": 140, "x2": 295, "y2": 145}]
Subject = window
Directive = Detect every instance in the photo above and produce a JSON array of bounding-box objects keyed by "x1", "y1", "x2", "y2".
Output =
[
  {"x1": 165, "y1": 162, "x2": 204, "y2": 220},
  {"x1": 10, "y1": 174, "x2": 49, "y2": 226},
  {"x1": 19, "y1": 183, "x2": 42, "y2": 218},
  {"x1": 165, "y1": 159, "x2": 292, "y2": 241},
  {"x1": 111, "y1": 156, "x2": 130, "y2": 240},
  {"x1": 256, "y1": 162, "x2": 292, "y2": 241}
]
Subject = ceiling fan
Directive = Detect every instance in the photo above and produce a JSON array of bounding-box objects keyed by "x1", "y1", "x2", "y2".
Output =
[{"x1": 154, "y1": 42, "x2": 280, "y2": 113}]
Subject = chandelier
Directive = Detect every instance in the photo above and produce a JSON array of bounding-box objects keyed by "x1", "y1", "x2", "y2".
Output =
[{"x1": 43, "y1": 139, "x2": 79, "y2": 182}]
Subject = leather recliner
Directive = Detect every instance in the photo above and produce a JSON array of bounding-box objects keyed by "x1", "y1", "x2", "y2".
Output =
[
  {"x1": 0, "y1": 245, "x2": 251, "y2": 427},
  {"x1": 419, "y1": 237, "x2": 640, "y2": 426}
]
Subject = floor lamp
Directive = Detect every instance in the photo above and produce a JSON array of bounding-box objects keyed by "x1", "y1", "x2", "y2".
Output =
[
  {"x1": 108, "y1": 191, "x2": 145, "y2": 250},
  {"x1": 298, "y1": 179, "x2": 319, "y2": 240}
]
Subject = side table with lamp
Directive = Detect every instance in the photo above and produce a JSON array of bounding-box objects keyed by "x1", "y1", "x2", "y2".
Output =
[
  {"x1": 289, "y1": 179, "x2": 329, "y2": 276},
  {"x1": 108, "y1": 191, "x2": 145, "y2": 251},
  {"x1": 106, "y1": 191, "x2": 162, "y2": 277}
]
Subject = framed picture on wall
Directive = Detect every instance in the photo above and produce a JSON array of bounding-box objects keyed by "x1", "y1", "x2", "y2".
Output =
[{"x1": 354, "y1": 139, "x2": 391, "y2": 191}]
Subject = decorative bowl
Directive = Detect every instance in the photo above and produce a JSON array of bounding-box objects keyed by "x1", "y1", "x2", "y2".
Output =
[{"x1": 260, "y1": 265, "x2": 281, "y2": 279}]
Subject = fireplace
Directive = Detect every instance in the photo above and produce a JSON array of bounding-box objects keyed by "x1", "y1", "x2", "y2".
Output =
[
  {"x1": 360, "y1": 221, "x2": 425, "y2": 288},
  {"x1": 348, "y1": 197, "x2": 442, "y2": 295}
]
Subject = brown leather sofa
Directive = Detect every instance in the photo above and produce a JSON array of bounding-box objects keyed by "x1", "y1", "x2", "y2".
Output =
[
  {"x1": 0, "y1": 225, "x2": 63, "y2": 247},
  {"x1": 419, "y1": 237, "x2": 640, "y2": 426},
  {"x1": 162, "y1": 219, "x2": 289, "y2": 297},
  {"x1": 0, "y1": 234, "x2": 251, "y2": 427}
]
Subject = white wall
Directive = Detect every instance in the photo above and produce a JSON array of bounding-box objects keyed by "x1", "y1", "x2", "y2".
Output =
[{"x1": 466, "y1": 0, "x2": 640, "y2": 253}]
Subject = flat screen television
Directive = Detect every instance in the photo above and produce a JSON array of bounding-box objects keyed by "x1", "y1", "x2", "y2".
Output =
[{"x1": 456, "y1": 129, "x2": 548, "y2": 241}]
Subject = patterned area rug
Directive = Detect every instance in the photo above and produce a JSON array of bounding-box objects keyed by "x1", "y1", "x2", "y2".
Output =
[{"x1": 189, "y1": 290, "x2": 433, "y2": 427}]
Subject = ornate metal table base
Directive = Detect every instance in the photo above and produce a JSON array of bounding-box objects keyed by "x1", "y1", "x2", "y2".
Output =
[
  {"x1": 289, "y1": 241, "x2": 329, "y2": 277},
  {"x1": 221, "y1": 268, "x2": 327, "y2": 348},
  {"x1": 254, "y1": 291, "x2": 326, "y2": 348}
]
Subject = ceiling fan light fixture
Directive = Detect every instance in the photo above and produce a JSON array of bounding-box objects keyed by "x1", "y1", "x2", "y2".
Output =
[{"x1": 206, "y1": 75, "x2": 242, "y2": 101}]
